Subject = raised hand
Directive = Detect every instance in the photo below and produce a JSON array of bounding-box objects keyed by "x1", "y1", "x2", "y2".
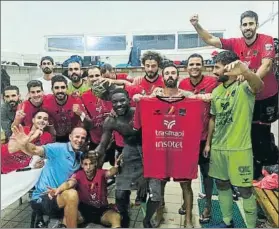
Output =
[
  {"x1": 190, "y1": 14, "x2": 199, "y2": 26},
  {"x1": 224, "y1": 60, "x2": 249, "y2": 77},
  {"x1": 47, "y1": 186, "x2": 61, "y2": 200},
  {"x1": 10, "y1": 124, "x2": 32, "y2": 150},
  {"x1": 73, "y1": 104, "x2": 82, "y2": 116}
]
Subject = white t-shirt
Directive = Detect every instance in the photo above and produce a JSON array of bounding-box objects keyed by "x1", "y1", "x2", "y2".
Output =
[{"x1": 36, "y1": 76, "x2": 70, "y2": 95}]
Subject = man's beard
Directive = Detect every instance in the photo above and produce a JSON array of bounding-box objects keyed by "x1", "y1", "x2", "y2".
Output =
[
  {"x1": 42, "y1": 67, "x2": 52, "y2": 74},
  {"x1": 217, "y1": 75, "x2": 229, "y2": 83},
  {"x1": 164, "y1": 77, "x2": 178, "y2": 88},
  {"x1": 55, "y1": 92, "x2": 67, "y2": 101},
  {"x1": 242, "y1": 29, "x2": 256, "y2": 40},
  {"x1": 70, "y1": 73, "x2": 81, "y2": 83},
  {"x1": 145, "y1": 70, "x2": 158, "y2": 79},
  {"x1": 8, "y1": 100, "x2": 19, "y2": 108}
]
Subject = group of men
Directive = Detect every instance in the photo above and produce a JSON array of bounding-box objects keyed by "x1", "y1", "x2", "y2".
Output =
[{"x1": 1, "y1": 10, "x2": 278, "y2": 228}]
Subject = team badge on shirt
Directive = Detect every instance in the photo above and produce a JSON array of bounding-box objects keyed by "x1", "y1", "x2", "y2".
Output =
[{"x1": 265, "y1": 44, "x2": 273, "y2": 51}]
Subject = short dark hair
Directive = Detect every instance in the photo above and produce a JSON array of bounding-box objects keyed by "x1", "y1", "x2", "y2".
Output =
[
  {"x1": 81, "y1": 151, "x2": 98, "y2": 163},
  {"x1": 240, "y1": 10, "x2": 259, "y2": 25},
  {"x1": 32, "y1": 109, "x2": 49, "y2": 118},
  {"x1": 27, "y1": 80, "x2": 43, "y2": 92},
  {"x1": 214, "y1": 51, "x2": 240, "y2": 66},
  {"x1": 141, "y1": 51, "x2": 163, "y2": 67},
  {"x1": 51, "y1": 74, "x2": 68, "y2": 88},
  {"x1": 162, "y1": 63, "x2": 179, "y2": 76},
  {"x1": 3, "y1": 85, "x2": 19, "y2": 96},
  {"x1": 40, "y1": 56, "x2": 54, "y2": 65},
  {"x1": 109, "y1": 88, "x2": 129, "y2": 101},
  {"x1": 187, "y1": 53, "x2": 204, "y2": 66},
  {"x1": 68, "y1": 61, "x2": 81, "y2": 68},
  {"x1": 100, "y1": 63, "x2": 113, "y2": 74}
]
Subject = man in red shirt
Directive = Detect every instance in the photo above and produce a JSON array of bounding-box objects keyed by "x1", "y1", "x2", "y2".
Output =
[
  {"x1": 179, "y1": 53, "x2": 218, "y2": 224},
  {"x1": 2, "y1": 110, "x2": 53, "y2": 173},
  {"x1": 190, "y1": 11, "x2": 279, "y2": 180},
  {"x1": 12, "y1": 80, "x2": 45, "y2": 128},
  {"x1": 134, "y1": 63, "x2": 210, "y2": 228},
  {"x1": 42, "y1": 75, "x2": 91, "y2": 142},
  {"x1": 47, "y1": 152, "x2": 122, "y2": 228}
]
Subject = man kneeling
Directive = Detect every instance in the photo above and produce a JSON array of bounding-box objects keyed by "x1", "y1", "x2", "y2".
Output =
[{"x1": 48, "y1": 152, "x2": 122, "y2": 228}]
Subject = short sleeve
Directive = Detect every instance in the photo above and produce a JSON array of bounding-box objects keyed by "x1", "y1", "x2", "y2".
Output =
[
  {"x1": 43, "y1": 143, "x2": 61, "y2": 160},
  {"x1": 210, "y1": 93, "x2": 217, "y2": 116},
  {"x1": 220, "y1": 38, "x2": 237, "y2": 51}
]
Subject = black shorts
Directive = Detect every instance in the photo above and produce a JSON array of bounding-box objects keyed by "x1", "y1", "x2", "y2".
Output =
[
  {"x1": 253, "y1": 93, "x2": 278, "y2": 123},
  {"x1": 31, "y1": 194, "x2": 63, "y2": 218},
  {"x1": 79, "y1": 202, "x2": 113, "y2": 224},
  {"x1": 198, "y1": 140, "x2": 210, "y2": 165}
]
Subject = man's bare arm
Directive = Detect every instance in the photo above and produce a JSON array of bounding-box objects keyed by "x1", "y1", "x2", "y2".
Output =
[
  {"x1": 206, "y1": 115, "x2": 215, "y2": 147},
  {"x1": 242, "y1": 69, "x2": 264, "y2": 94},
  {"x1": 256, "y1": 58, "x2": 273, "y2": 80},
  {"x1": 190, "y1": 14, "x2": 222, "y2": 48}
]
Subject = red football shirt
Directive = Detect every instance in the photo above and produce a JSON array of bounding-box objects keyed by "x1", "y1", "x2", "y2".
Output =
[
  {"x1": 134, "y1": 97, "x2": 204, "y2": 179},
  {"x1": 1, "y1": 126, "x2": 53, "y2": 174},
  {"x1": 116, "y1": 73, "x2": 133, "y2": 83},
  {"x1": 134, "y1": 75, "x2": 165, "y2": 95},
  {"x1": 81, "y1": 90, "x2": 112, "y2": 144},
  {"x1": 71, "y1": 169, "x2": 108, "y2": 208},
  {"x1": 179, "y1": 76, "x2": 218, "y2": 140},
  {"x1": 16, "y1": 97, "x2": 45, "y2": 126},
  {"x1": 220, "y1": 34, "x2": 278, "y2": 100},
  {"x1": 42, "y1": 94, "x2": 86, "y2": 137}
]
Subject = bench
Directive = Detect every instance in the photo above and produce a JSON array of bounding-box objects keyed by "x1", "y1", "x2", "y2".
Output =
[{"x1": 254, "y1": 187, "x2": 279, "y2": 227}]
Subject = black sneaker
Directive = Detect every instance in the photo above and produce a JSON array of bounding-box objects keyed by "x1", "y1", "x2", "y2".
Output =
[
  {"x1": 35, "y1": 220, "x2": 47, "y2": 228},
  {"x1": 57, "y1": 223, "x2": 67, "y2": 228}
]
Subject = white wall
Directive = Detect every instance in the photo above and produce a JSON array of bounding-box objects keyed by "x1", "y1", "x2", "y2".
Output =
[{"x1": 1, "y1": 1, "x2": 278, "y2": 55}]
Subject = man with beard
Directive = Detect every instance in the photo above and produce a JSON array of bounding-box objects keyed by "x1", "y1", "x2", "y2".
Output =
[
  {"x1": 135, "y1": 63, "x2": 211, "y2": 228},
  {"x1": 178, "y1": 54, "x2": 218, "y2": 224},
  {"x1": 1, "y1": 85, "x2": 21, "y2": 139},
  {"x1": 2, "y1": 110, "x2": 53, "y2": 174},
  {"x1": 190, "y1": 11, "x2": 279, "y2": 180},
  {"x1": 42, "y1": 75, "x2": 91, "y2": 142},
  {"x1": 67, "y1": 62, "x2": 90, "y2": 97},
  {"x1": 9, "y1": 126, "x2": 87, "y2": 228},
  {"x1": 205, "y1": 51, "x2": 263, "y2": 228}
]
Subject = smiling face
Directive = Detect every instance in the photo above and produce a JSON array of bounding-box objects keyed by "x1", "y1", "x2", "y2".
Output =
[
  {"x1": 187, "y1": 57, "x2": 203, "y2": 78},
  {"x1": 69, "y1": 127, "x2": 87, "y2": 151},
  {"x1": 111, "y1": 92, "x2": 130, "y2": 116},
  {"x1": 52, "y1": 81, "x2": 67, "y2": 101},
  {"x1": 29, "y1": 86, "x2": 44, "y2": 105},
  {"x1": 240, "y1": 17, "x2": 258, "y2": 40},
  {"x1": 32, "y1": 111, "x2": 49, "y2": 130},
  {"x1": 144, "y1": 59, "x2": 159, "y2": 79},
  {"x1": 81, "y1": 158, "x2": 97, "y2": 178},
  {"x1": 4, "y1": 90, "x2": 20, "y2": 108},
  {"x1": 68, "y1": 62, "x2": 82, "y2": 83}
]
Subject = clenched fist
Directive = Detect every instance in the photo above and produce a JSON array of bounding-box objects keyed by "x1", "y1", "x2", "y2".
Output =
[
  {"x1": 73, "y1": 104, "x2": 82, "y2": 116},
  {"x1": 190, "y1": 14, "x2": 199, "y2": 26}
]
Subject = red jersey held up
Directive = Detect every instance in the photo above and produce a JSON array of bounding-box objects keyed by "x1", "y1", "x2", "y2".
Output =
[
  {"x1": 134, "y1": 97, "x2": 204, "y2": 180},
  {"x1": 42, "y1": 94, "x2": 86, "y2": 137},
  {"x1": 1, "y1": 126, "x2": 53, "y2": 174},
  {"x1": 179, "y1": 76, "x2": 218, "y2": 140},
  {"x1": 71, "y1": 169, "x2": 108, "y2": 208},
  {"x1": 81, "y1": 90, "x2": 112, "y2": 144},
  {"x1": 220, "y1": 34, "x2": 278, "y2": 100}
]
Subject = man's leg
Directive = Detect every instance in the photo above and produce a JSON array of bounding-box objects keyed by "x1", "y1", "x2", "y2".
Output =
[
  {"x1": 180, "y1": 180, "x2": 194, "y2": 227},
  {"x1": 199, "y1": 162, "x2": 213, "y2": 222},
  {"x1": 56, "y1": 189, "x2": 79, "y2": 228},
  {"x1": 237, "y1": 187, "x2": 257, "y2": 228},
  {"x1": 115, "y1": 189, "x2": 131, "y2": 228},
  {"x1": 143, "y1": 179, "x2": 162, "y2": 228},
  {"x1": 101, "y1": 209, "x2": 122, "y2": 228},
  {"x1": 153, "y1": 180, "x2": 167, "y2": 227},
  {"x1": 215, "y1": 179, "x2": 234, "y2": 226}
]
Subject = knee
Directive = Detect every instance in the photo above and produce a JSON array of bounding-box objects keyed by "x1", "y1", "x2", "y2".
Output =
[
  {"x1": 111, "y1": 212, "x2": 122, "y2": 223},
  {"x1": 63, "y1": 189, "x2": 79, "y2": 203},
  {"x1": 180, "y1": 180, "x2": 192, "y2": 190},
  {"x1": 215, "y1": 179, "x2": 230, "y2": 191},
  {"x1": 237, "y1": 187, "x2": 253, "y2": 199}
]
